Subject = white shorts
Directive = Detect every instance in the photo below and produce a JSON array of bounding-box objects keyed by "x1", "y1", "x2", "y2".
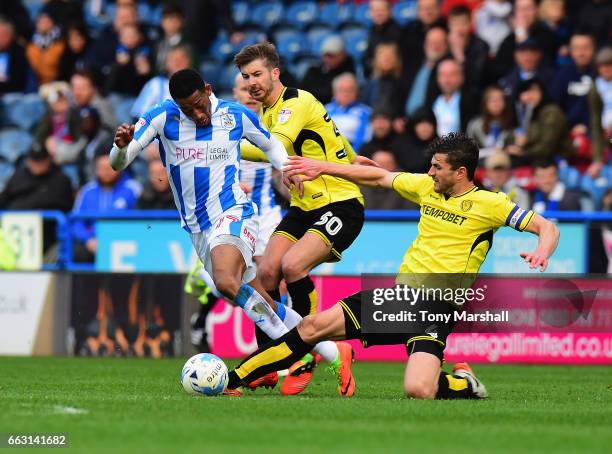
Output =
[
  {"x1": 189, "y1": 205, "x2": 259, "y2": 284},
  {"x1": 253, "y1": 206, "x2": 283, "y2": 257}
]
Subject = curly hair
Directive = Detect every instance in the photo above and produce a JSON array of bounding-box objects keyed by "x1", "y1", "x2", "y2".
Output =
[{"x1": 427, "y1": 133, "x2": 480, "y2": 180}]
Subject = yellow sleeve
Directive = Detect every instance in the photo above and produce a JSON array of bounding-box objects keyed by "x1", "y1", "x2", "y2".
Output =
[
  {"x1": 391, "y1": 173, "x2": 433, "y2": 204},
  {"x1": 491, "y1": 192, "x2": 535, "y2": 231},
  {"x1": 341, "y1": 135, "x2": 357, "y2": 163},
  {"x1": 240, "y1": 140, "x2": 269, "y2": 163},
  {"x1": 269, "y1": 97, "x2": 310, "y2": 144}
]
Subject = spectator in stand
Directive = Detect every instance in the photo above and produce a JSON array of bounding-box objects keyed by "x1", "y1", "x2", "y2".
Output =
[
  {"x1": 359, "y1": 107, "x2": 397, "y2": 158},
  {"x1": 483, "y1": 151, "x2": 530, "y2": 208},
  {"x1": 430, "y1": 58, "x2": 478, "y2": 136},
  {"x1": 538, "y1": 0, "x2": 571, "y2": 65},
  {"x1": 362, "y1": 42, "x2": 405, "y2": 119},
  {"x1": 70, "y1": 70, "x2": 117, "y2": 130},
  {"x1": 325, "y1": 73, "x2": 371, "y2": 152},
  {"x1": 550, "y1": 32, "x2": 597, "y2": 136},
  {"x1": 181, "y1": 0, "x2": 243, "y2": 55},
  {"x1": 300, "y1": 35, "x2": 355, "y2": 105},
  {"x1": 34, "y1": 81, "x2": 77, "y2": 154},
  {"x1": 26, "y1": 9, "x2": 65, "y2": 85},
  {"x1": 475, "y1": 0, "x2": 513, "y2": 57},
  {"x1": 401, "y1": 0, "x2": 446, "y2": 75},
  {"x1": 530, "y1": 159, "x2": 582, "y2": 213},
  {"x1": 105, "y1": 23, "x2": 152, "y2": 97},
  {"x1": 510, "y1": 78, "x2": 573, "y2": 166},
  {"x1": 131, "y1": 44, "x2": 192, "y2": 120},
  {"x1": 404, "y1": 26, "x2": 449, "y2": 117},
  {"x1": 493, "y1": 0, "x2": 559, "y2": 82},
  {"x1": 0, "y1": 16, "x2": 28, "y2": 94},
  {"x1": 447, "y1": 5, "x2": 489, "y2": 93},
  {"x1": 393, "y1": 107, "x2": 438, "y2": 173},
  {"x1": 138, "y1": 159, "x2": 175, "y2": 210},
  {"x1": 589, "y1": 47, "x2": 612, "y2": 178},
  {"x1": 154, "y1": 3, "x2": 187, "y2": 75},
  {"x1": 41, "y1": 0, "x2": 84, "y2": 28},
  {"x1": 467, "y1": 85, "x2": 515, "y2": 159},
  {"x1": 0, "y1": 0, "x2": 32, "y2": 41},
  {"x1": 89, "y1": 3, "x2": 140, "y2": 77},
  {"x1": 0, "y1": 146, "x2": 73, "y2": 252},
  {"x1": 364, "y1": 0, "x2": 402, "y2": 77},
  {"x1": 499, "y1": 38, "x2": 555, "y2": 102},
  {"x1": 58, "y1": 23, "x2": 92, "y2": 82},
  {"x1": 71, "y1": 150, "x2": 141, "y2": 262}
]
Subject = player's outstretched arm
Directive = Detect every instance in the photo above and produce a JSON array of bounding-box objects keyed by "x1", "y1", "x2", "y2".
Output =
[
  {"x1": 110, "y1": 123, "x2": 142, "y2": 171},
  {"x1": 519, "y1": 213, "x2": 560, "y2": 272},
  {"x1": 283, "y1": 155, "x2": 398, "y2": 188}
]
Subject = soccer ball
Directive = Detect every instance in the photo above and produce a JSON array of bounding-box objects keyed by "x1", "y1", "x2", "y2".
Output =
[{"x1": 181, "y1": 353, "x2": 228, "y2": 396}]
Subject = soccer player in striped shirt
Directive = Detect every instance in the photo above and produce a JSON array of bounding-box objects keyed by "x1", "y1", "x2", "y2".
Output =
[{"x1": 110, "y1": 69, "x2": 353, "y2": 394}]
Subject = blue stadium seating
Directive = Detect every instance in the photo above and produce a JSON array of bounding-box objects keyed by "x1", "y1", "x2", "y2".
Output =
[
  {"x1": 352, "y1": 3, "x2": 372, "y2": 27},
  {"x1": 108, "y1": 95, "x2": 137, "y2": 125},
  {"x1": 232, "y1": 1, "x2": 250, "y2": 27},
  {"x1": 0, "y1": 128, "x2": 33, "y2": 164},
  {"x1": 306, "y1": 26, "x2": 334, "y2": 56},
  {"x1": 318, "y1": 3, "x2": 355, "y2": 29},
  {"x1": 0, "y1": 161, "x2": 14, "y2": 192},
  {"x1": 250, "y1": 2, "x2": 284, "y2": 29},
  {"x1": 341, "y1": 27, "x2": 369, "y2": 61},
  {"x1": 274, "y1": 30, "x2": 307, "y2": 62},
  {"x1": 62, "y1": 163, "x2": 81, "y2": 189},
  {"x1": 129, "y1": 157, "x2": 149, "y2": 186},
  {"x1": 393, "y1": 1, "x2": 418, "y2": 26},
  {"x1": 209, "y1": 35, "x2": 235, "y2": 63},
  {"x1": 217, "y1": 65, "x2": 240, "y2": 92},
  {"x1": 580, "y1": 170, "x2": 611, "y2": 208},
  {"x1": 284, "y1": 2, "x2": 319, "y2": 29},
  {"x1": 292, "y1": 56, "x2": 320, "y2": 82},
  {"x1": 199, "y1": 59, "x2": 222, "y2": 89}
]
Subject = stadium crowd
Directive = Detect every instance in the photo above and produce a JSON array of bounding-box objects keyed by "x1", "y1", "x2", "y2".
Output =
[{"x1": 0, "y1": 0, "x2": 610, "y2": 249}]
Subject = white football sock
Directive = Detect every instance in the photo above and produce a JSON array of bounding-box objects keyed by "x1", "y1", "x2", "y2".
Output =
[{"x1": 235, "y1": 285, "x2": 288, "y2": 340}]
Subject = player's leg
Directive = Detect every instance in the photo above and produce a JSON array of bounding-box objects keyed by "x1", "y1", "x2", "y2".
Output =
[{"x1": 257, "y1": 232, "x2": 295, "y2": 302}]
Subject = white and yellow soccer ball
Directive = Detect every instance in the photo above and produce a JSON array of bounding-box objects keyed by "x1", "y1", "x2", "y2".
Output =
[{"x1": 180, "y1": 353, "x2": 228, "y2": 396}]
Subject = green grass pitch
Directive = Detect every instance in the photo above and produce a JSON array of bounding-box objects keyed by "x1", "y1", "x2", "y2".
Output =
[{"x1": 1, "y1": 357, "x2": 611, "y2": 453}]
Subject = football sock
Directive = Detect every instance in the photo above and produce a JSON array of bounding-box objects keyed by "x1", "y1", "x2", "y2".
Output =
[
  {"x1": 266, "y1": 288, "x2": 281, "y2": 303},
  {"x1": 254, "y1": 326, "x2": 270, "y2": 348},
  {"x1": 227, "y1": 327, "x2": 313, "y2": 389},
  {"x1": 286, "y1": 276, "x2": 318, "y2": 317},
  {"x1": 435, "y1": 372, "x2": 472, "y2": 399},
  {"x1": 234, "y1": 284, "x2": 288, "y2": 340}
]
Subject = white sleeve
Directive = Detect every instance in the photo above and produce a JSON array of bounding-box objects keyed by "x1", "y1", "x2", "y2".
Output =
[
  {"x1": 110, "y1": 110, "x2": 163, "y2": 170},
  {"x1": 241, "y1": 110, "x2": 288, "y2": 171},
  {"x1": 110, "y1": 140, "x2": 144, "y2": 171}
]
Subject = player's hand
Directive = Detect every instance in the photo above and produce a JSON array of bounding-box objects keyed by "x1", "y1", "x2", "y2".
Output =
[
  {"x1": 283, "y1": 155, "x2": 325, "y2": 182},
  {"x1": 282, "y1": 173, "x2": 305, "y2": 198},
  {"x1": 352, "y1": 155, "x2": 381, "y2": 168},
  {"x1": 520, "y1": 251, "x2": 549, "y2": 272},
  {"x1": 114, "y1": 123, "x2": 134, "y2": 148}
]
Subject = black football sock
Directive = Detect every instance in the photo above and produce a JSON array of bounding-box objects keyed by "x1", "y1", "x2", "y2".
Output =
[
  {"x1": 435, "y1": 371, "x2": 473, "y2": 399},
  {"x1": 227, "y1": 327, "x2": 313, "y2": 389},
  {"x1": 266, "y1": 288, "x2": 281, "y2": 303},
  {"x1": 286, "y1": 276, "x2": 317, "y2": 317}
]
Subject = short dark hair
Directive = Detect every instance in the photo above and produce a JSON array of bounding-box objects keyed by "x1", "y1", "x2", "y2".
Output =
[
  {"x1": 427, "y1": 133, "x2": 479, "y2": 180},
  {"x1": 234, "y1": 42, "x2": 280, "y2": 71},
  {"x1": 162, "y1": 3, "x2": 183, "y2": 17},
  {"x1": 448, "y1": 5, "x2": 471, "y2": 18},
  {"x1": 169, "y1": 68, "x2": 205, "y2": 100},
  {"x1": 72, "y1": 69, "x2": 97, "y2": 86},
  {"x1": 533, "y1": 158, "x2": 558, "y2": 171}
]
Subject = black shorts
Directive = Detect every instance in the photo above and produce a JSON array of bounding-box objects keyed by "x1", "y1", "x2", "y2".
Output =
[
  {"x1": 273, "y1": 198, "x2": 364, "y2": 262},
  {"x1": 338, "y1": 289, "x2": 456, "y2": 363}
]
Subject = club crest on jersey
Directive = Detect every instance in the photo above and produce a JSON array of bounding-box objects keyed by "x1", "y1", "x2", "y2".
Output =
[
  {"x1": 221, "y1": 113, "x2": 235, "y2": 129},
  {"x1": 278, "y1": 109, "x2": 292, "y2": 124},
  {"x1": 461, "y1": 200, "x2": 473, "y2": 212}
]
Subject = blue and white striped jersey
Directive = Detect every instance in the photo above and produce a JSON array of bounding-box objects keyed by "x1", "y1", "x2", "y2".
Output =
[
  {"x1": 132, "y1": 94, "x2": 275, "y2": 233},
  {"x1": 239, "y1": 159, "x2": 277, "y2": 216}
]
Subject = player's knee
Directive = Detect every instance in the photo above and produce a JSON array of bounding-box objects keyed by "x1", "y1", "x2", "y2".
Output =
[
  {"x1": 404, "y1": 380, "x2": 437, "y2": 400},
  {"x1": 296, "y1": 315, "x2": 324, "y2": 344},
  {"x1": 257, "y1": 261, "x2": 281, "y2": 289},
  {"x1": 280, "y1": 255, "x2": 304, "y2": 281}
]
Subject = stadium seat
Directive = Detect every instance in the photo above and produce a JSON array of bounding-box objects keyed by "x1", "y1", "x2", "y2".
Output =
[
  {"x1": 232, "y1": 1, "x2": 250, "y2": 27},
  {"x1": 306, "y1": 26, "x2": 334, "y2": 56},
  {"x1": 209, "y1": 35, "x2": 235, "y2": 63},
  {"x1": 580, "y1": 171, "x2": 611, "y2": 208},
  {"x1": 24, "y1": 0, "x2": 44, "y2": 18},
  {"x1": 342, "y1": 27, "x2": 369, "y2": 61},
  {"x1": 62, "y1": 163, "x2": 81, "y2": 189},
  {"x1": 274, "y1": 30, "x2": 306, "y2": 62},
  {"x1": 129, "y1": 158, "x2": 149, "y2": 186},
  {"x1": 3, "y1": 93, "x2": 45, "y2": 132},
  {"x1": 352, "y1": 3, "x2": 372, "y2": 27},
  {"x1": 317, "y1": 3, "x2": 354, "y2": 29},
  {"x1": 0, "y1": 128, "x2": 33, "y2": 164},
  {"x1": 292, "y1": 56, "x2": 320, "y2": 82},
  {"x1": 217, "y1": 65, "x2": 240, "y2": 92},
  {"x1": 0, "y1": 161, "x2": 14, "y2": 193},
  {"x1": 393, "y1": 1, "x2": 418, "y2": 26},
  {"x1": 284, "y1": 2, "x2": 318, "y2": 29},
  {"x1": 558, "y1": 164, "x2": 581, "y2": 190},
  {"x1": 512, "y1": 166, "x2": 536, "y2": 191},
  {"x1": 250, "y1": 2, "x2": 284, "y2": 30},
  {"x1": 199, "y1": 59, "x2": 222, "y2": 89}
]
